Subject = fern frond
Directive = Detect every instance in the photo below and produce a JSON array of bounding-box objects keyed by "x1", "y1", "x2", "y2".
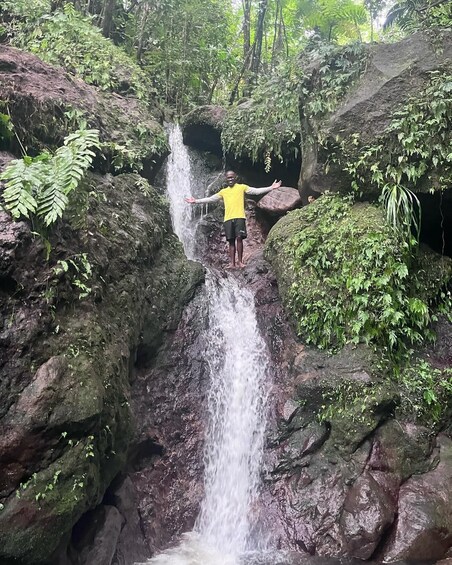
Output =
[
  {"x1": 37, "y1": 129, "x2": 100, "y2": 226},
  {"x1": 37, "y1": 186, "x2": 69, "y2": 226},
  {"x1": 1, "y1": 128, "x2": 100, "y2": 226},
  {"x1": 0, "y1": 159, "x2": 42, "y2": 219}
]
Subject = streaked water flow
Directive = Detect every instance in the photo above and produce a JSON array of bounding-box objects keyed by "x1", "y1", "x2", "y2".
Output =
[
  {"x1": 195, "y1": 273, "x2": 270, "y2": 554},
  {"x1": 137, "y1": 124, "x2": 271, "y2": 564},
  {"x1": 165, "y1": 124, "x2": 198, "y2": 259}
]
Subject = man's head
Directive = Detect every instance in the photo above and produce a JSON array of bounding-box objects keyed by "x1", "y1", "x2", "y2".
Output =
[{"x1": 225, "y1": 170, "x2": 237, "y2": 187}]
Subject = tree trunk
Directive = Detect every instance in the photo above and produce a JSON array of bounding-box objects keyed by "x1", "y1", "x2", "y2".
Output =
[
  {"x1": 136, "y1": 2, "x2": 150, "y2": 63},
  {"x1": 101, "y1": 0, "x2": 116, "y2": 38},
  {"x1": 250, "y1": 0, "x2": 268, "y2": 77}
]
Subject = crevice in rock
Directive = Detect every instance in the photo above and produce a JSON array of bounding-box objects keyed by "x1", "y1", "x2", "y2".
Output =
[
  {"x1": 418, "y1": 189, "x2": 452, "y2": 258},
  {"x1": 368, "y1": 512, "x2": 399, "y2": 562},
  {"x1": 0, "y1": 274, "x2": 18, "y2": 295},
  {"x1": 127, "y1": 438, "x2": 164, "y2": 472}
]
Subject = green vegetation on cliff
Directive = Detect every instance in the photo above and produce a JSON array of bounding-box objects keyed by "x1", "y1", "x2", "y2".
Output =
[
  {"x1": 221, "y1": 63, "x2": 300, "y2": 169},
  {"x1": 1, "y1": 1, "x2": 156, "y2": 104},
  {"x1": 0, "y1": 128, "x2": 100, "y2": 228},
  {"x1": 265, "y1": 194, "x2": 452, "y2": 352}
]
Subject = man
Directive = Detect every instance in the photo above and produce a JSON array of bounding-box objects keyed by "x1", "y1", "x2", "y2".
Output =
[{"x1": 185, "y1": 170, "x2": 282, "y2": 269}]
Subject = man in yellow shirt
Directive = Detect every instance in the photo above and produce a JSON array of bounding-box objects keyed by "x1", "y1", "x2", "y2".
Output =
[{"x1": 185, "y1": 170, "x2": 282, "y2": 269}]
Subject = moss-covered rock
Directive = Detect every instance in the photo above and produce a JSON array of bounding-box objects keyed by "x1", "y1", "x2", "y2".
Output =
[
  {"x1": 0, "y1": 172, "x2": 204, "y2": 564},
  {"x1": 0, "y1": 46, "x2": 168, "y2": 181},
  {"x1": 265, "y1": 194, "x2": 452, "y2": 352}
]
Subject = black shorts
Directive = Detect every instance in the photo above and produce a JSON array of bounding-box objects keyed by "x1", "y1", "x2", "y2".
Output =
[{"x1": 224, "y1": 218, "x2": 247, "y2": 242}]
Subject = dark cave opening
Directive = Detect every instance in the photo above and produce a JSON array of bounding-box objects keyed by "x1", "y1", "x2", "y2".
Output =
[{"x1": 418, "y1": 189, "x2": 452, "y2": 258}]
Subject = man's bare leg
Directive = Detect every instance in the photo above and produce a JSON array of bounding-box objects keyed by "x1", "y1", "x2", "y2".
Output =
[
  {"x1": 237, "y1": 237, "x2": 245, "y2": 268},
  {"x1": 227, "y1": 241, "x2": 236, "y2": 268}
]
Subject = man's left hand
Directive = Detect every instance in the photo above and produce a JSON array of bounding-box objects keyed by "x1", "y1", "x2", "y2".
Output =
[{"x1": 271, "y1": 180, "x2": 282, "y2": 189}]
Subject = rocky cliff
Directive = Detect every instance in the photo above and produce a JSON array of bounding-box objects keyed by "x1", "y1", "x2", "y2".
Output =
[{"x1": 0, "y1": 46, "x2": 203, "y2": 564}]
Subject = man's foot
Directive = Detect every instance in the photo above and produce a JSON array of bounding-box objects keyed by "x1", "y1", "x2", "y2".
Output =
[
  {"x1": 238, "y1": 262, "x2": 246, "y2": 269},
  {"x1": 225, "y1": 263, "x2": 236, "y2": 270}
]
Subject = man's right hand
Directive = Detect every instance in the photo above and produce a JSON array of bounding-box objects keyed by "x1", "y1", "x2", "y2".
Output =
[{"x1": 185, "y1": 196, "x2": 196, "y2": 203}]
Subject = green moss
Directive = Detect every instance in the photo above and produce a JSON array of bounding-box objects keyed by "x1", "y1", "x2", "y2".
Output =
[
  {"x1": 319, "y1": 379, "x2": 399, "y2": 454},
  {"x1": 0, "y1": 443, "x2": 99, "y2": 564},
  {"x1": 395, "y1": 358, "x2": 452, "y2": 426},
  {"x1": 265, "y1": 194, "x2": 452, "y2": 352}
]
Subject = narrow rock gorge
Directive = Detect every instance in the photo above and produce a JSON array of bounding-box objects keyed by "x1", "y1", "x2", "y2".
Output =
[{"x1": 0, "y1": 17, "x2": 451, "y2": 565}]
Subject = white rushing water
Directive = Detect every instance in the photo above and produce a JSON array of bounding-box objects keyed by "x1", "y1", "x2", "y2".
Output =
[
  {"x1": 195, "y1": 273, "x2": 270, "y2": 554},
  {"x1": 165, "y1": 124, "x2": 198, "y2": 260},
  {"x1": 137, "y1": 124, "x2": 271, "y2": 565}
]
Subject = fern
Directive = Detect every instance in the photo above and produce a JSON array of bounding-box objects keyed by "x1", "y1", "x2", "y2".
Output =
[{"x1": 0, "y1": 129, "x2": 100, "y2": 226}]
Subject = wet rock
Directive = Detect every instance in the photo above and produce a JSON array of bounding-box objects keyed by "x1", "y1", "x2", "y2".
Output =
[
  {"x1": 257, "y1": 187, "x2": 302, "y2": 216},
  {"x1": 370, "y1": 420, "x2": 434, "y2": 480},
  {"x1": 282, "y1": 399, "x2": 300, "y2": 423},
  {"x1": 382, "y1": 435, "x2": 452, "y2": 561},
  {"x1": 340, "y1": 472, "x2": 395, "y2": 558},
  {"x1": 0, "y1": 171, "x2": 203, "y2": 564},
  {"x1": 71, "y1": 505, "x2": 124, "y2": 565},
  {"x1": 284, "y1": 421, "x2": 329, "y2": 460},
  {"x1": 129, "y1": 289, "x2": 209, "y2": 554},
  {"x1": 110, "y1": 476, "x2": 149, "y2": 565}
]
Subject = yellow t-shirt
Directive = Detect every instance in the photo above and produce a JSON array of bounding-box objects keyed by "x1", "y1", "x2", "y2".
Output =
[{"x1": 218, "y1": 184, "x2": 248, "y2": 222}]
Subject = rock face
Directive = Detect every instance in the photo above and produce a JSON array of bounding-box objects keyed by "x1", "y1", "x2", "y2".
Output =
[
  {"x1": 298, "y1": 30, "x2": 452, "y2": 200},
  {"x1": 0, "y1": 45, "x2": 203, "y2": 565},
  {"x1": 0, "y1": 45, "x2": 168, "y2": 181},
  {"x1": 260, "y1": 192, "x2": 452, "y2": 559}
]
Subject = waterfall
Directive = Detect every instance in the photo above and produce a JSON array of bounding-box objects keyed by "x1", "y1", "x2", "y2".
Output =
[
  {"x1": 165, "y1": 124, "x2": 198, "y2": 260},
  {"x1": 137, "y1": 124, "x2": 271, "y2": 564},
  {"x1": 195, "y1": 273, "x2": 270, "y2": 554}
]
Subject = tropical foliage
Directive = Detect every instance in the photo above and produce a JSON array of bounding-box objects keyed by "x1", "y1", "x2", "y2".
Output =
[
  {"x1": 0, "y1": 0, "x2": 381, "y2": 114},
  {"x1": 222, "y1": 61, "x2": 301, "y2": 168},
  {"x1": 266, "y1": 195, "x2": 451, "y2": 353},
  {"x1": 1, "y1": 1, "x2": 156, "y2": 103},
  {"x1": 384, "y1": 0, "x2": 452, "y2": 30},
  {"x1": 341, "y1": 72, "x2": 452, "y2": 240},
  {"x1": 0, "y1": 128, "x2": 100, "y2": 227}
]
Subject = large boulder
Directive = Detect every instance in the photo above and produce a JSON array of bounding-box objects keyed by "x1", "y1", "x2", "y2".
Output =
[
  {"x1": 382, "y1": 434, "x2": 452, "y2": 561},
  {"x1": 0, "y1": 46, "x2": 168, "y2": 181},
  {"x1": 257, "y1": 327, "x2": 452, "y2": 558},
  {"x1": 0, "y1": 170, "x2": 203, "y2": 564},
  {"x1": 257, "y1": 186, "x2": 302, "y2": 216},
  {"x1": 264, "y1": 194, "x2": 452, "y2": 351},
  {"x1": 297, "y1": 30, "x2": 452, "y2": 201}
]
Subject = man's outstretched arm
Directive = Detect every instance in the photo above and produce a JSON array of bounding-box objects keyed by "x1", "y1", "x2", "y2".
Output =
[
  {"x1": 185, "y1": 194, "x2": 222, "y2": 204},
  {"x1": 245, "y1": 180, "x2": 282, "y2": 196}
]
